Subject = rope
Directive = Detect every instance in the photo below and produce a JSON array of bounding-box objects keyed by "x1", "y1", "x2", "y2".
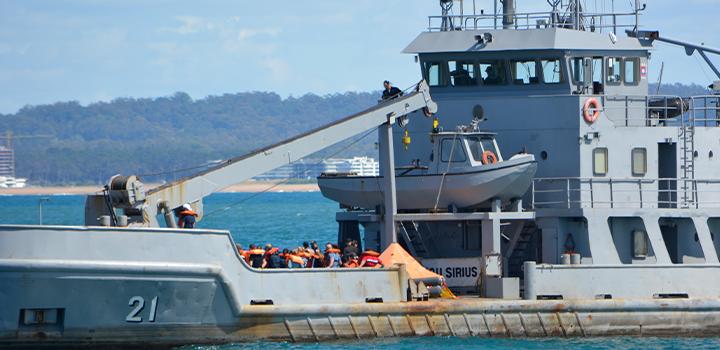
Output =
[
  {"x1": 433, "y1": 133, "x2": 458, "y2": 211},
  {"x1": 202, "y1": 127, "x2": 378, "y2": 219}
]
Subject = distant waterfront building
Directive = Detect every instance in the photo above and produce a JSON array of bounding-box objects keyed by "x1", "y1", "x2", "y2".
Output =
[
  {"x1": 0, "y1": 146, "x2": 14, "y2": 178},
  {"x1": 254, "y1": 157, "x2": 379, "y2": 180}
]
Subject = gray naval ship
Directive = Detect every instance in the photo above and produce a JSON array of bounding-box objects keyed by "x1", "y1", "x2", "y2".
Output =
[{"x1": 4, "y1": 0, "x2": 720, "y2": 347}]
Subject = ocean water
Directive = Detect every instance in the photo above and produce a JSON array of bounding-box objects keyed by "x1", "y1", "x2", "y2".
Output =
[{"x1": 2, "y1": 192, "x2": 718, "y2": 349}]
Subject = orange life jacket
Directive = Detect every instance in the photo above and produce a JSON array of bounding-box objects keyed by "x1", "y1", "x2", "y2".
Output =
[
  {"x1": 286, "y1": 254, "x2": 306, "y2": 267},
  {"x1": 264, "y1": 247, "x2": 279, "y2": 256},
  {"x1": 248, "y1": 249, "x2": 265, "y2": 257},
  {"x1": 360, "y1": 251, "x2": 382, "y2": 267},
  {"x1": 343, "y1": 260, "x2": 359, "y2": 268},
  {"x1": 362, "y1": 250, "x2": 381, "y2": 257}
]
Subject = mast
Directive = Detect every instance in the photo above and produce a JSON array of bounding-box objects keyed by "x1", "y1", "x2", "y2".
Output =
[{"x1": 501, "y1": 0, "x2": 515, "y2": 29}]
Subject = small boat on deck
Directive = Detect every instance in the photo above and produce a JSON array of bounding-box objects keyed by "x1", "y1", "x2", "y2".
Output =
[{"x1": 318, "y1": 129, "x2": 537, "y2": 210}]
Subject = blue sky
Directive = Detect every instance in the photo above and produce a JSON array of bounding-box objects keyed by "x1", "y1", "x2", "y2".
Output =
[{"x1": 0, "y1": 0, "x2": 718, "y2": 113}]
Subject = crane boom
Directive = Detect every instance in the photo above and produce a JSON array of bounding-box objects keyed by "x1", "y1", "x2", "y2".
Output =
[{"x1": 86, "y1": 81, "x2": 437, "y2": 227}]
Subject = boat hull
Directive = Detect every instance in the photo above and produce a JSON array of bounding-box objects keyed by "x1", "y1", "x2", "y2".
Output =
[
  {"x1": 318, "y1": 156, "x2": 537, "y2": 210},
  {"x1": 3, "y1": 225, "x2": 720, "y2": 348}
]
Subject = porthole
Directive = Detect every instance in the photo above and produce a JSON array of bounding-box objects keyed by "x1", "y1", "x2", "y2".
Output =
[
  {"x1": 694, "y1": 150, "x2": 699, "y2": 158},
  {"x1": 710, "y1": 150, "x2": 714, "y2": 158},
  {"x1": 540, "y1": 151, "x2": 548, "y2": 160}
]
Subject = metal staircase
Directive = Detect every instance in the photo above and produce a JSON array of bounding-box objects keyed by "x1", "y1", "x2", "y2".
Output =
[
  {"x1": 399, "y1": 221, "x2": 428, "y2": 257},
  {"x1": 679, "y1": 115, "x2": 696, "y2": 208},
  {"x1": 504, "y1": 221, "x2": 539, "y2": 278}
]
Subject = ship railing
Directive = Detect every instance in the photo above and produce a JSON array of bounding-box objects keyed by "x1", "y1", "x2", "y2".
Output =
[
  {"x1": 427, "y1": 11, "x2": 638, "y2": 33},
  {"x1": 531, "y1": 177, "x2": 720, "y2": 210},
  {"x1": 599, "y1": 94, "x2": 720, "y2": 127}
]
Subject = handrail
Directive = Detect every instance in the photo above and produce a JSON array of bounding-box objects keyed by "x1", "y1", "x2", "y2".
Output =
[
  {"x1": 599, "y1": 94, "x2": 720, "y2": 127},
  {"x1": 531, "y1": 177, "x2": 720, "y2": 209},
  {"x1": 427, "y1": 10, "x2": 639, "y2": 32}
]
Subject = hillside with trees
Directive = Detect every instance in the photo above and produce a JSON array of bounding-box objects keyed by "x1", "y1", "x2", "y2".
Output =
[
  {"x1": 0, "y1": 83, "x2": 714, "y2": 185},
  {"x1": 1, "y1": 91, "x2": 380, "y2": 185}
]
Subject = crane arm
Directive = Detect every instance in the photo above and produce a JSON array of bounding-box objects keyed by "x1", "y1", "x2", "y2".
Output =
[
  {"x1": 94, "y1": 81, "x2": 437, "y2": 227},
  {"x1": 628, "y1": 30, "x2": 720, "y2": 80}
]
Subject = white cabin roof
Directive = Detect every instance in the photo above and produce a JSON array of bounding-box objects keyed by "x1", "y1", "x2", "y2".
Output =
[{"x1": 403, "y1": 28, "x2": 650, "y2": 54}]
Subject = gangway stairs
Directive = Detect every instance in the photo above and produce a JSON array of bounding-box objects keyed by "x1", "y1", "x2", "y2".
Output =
[
  {"x1": 399, "y1": 221, "x2": 428, "y2": 257},
  {"x1": 504, "y1": 221, "x2": 539, "y2": 279}
]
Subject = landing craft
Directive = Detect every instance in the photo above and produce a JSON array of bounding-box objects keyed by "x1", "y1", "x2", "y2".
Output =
[{"x1": 3, "y1": 0, "x2": 720, "y2": 347}]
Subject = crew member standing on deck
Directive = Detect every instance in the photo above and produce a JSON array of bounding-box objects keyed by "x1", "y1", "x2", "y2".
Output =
[
  {"x1": 176, "y1": 204, "x2": 197, "y2": 229},
  {"x1": 381, "y1": 80, "x2": 403, "y2": 100}
]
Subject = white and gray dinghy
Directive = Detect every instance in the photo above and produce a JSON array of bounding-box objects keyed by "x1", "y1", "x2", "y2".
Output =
[{"x1": 318, "y1": 131, "x2": 537, "y2": 210}]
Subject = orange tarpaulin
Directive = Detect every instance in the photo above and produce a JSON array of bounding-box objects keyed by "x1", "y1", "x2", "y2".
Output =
[
  {"x1": 380, "y1": 243, "x2": 456, "y2": 299},
  {"x1": 379, "y1": 243, "x2": 439, "y2": 280}
]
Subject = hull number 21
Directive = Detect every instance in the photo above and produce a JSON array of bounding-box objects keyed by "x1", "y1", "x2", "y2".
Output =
[{"x1": 126, "y1": 296, "x2": 158, "y2": 323}]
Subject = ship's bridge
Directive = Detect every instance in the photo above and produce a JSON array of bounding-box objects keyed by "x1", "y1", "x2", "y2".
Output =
[{"x1": 394, "y1": 20, "x2": 720, "y2": 215}]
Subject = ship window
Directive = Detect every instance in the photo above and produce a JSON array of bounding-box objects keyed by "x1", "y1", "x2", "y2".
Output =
[
  {"x1": 593, "y1": 148, "x2": 609, "y2": 176},
  {"x1": 441, "y1": 138, "x2": 467, "y2": 163},
  {"x1": 570, "y1": 57, "x2": 585, "y2": 83},
  {"x1": 606, "y1": 57, "x2": 622, "y2": 85},
  {"x1": 424, "y1": 62, "x2": 446, "y2": 87},
  {"x1": 511, "y1": 60, "x2": 538, "y2": 85},
  {"x1": 449, "y1": 60, "x2": 477, "y2": 86},
  {"x1": 632, "y1": 148, "x2": 647, "y2": 176},
  {"x1": 466, "y1": 136, "x2": 499, "y2": 162},
  {"x1": 541, "y1": 59, "x2": 563, "y2": 84},
  {"x1": 479, "y1": 61, "x2": 506, "y2": 85},
  {"x1": 624, "y1": 58, "x2": 639, "y2": 85}
]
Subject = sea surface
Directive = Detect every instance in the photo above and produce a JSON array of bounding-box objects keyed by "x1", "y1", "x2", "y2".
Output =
[{"x1": 2, "y1": 192, "x2": 718, "y2": 349}]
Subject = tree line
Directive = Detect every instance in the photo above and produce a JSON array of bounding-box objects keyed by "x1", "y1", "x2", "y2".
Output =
[{"x1": 0, "y1": 83, "x2": 711, "y2": 185}]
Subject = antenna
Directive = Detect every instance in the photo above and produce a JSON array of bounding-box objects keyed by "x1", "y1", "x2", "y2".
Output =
[
  {"x1": 655, "y1": 62, "x2": 665, "y2": 95},
  {"x1": 440, "y1": 0, "x2": 454, "y2": 31}
]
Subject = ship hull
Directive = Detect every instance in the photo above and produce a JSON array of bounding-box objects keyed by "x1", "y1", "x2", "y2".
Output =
[
  {"x1": 3, "y1": 225, "x2": 720, "y2": 348},
  {"x1": 317, "y1": 156, "x2": 537, "y2": 210}
]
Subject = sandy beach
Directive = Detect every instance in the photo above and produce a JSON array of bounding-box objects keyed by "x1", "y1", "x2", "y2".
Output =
[{"x1": 0, "y1": 181, "x2": 319, "y2": 196}]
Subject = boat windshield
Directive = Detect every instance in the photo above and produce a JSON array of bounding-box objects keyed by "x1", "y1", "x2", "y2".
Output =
[{"x1": 466, "y1": 136, "x2": 499, "y2": 162}]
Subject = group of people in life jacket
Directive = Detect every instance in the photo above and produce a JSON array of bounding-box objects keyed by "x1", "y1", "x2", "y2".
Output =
[{"x1": 236, "y1": 238, "x2": 383, "y2": 269}]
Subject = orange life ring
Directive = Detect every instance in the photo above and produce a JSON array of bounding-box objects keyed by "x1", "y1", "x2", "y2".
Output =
[
  {"x1": 583, "y1": 98, "x2": 601, "y2": 123},
  {"x1": 482, "y1": 150, "x2": 498, "y2": 165}
]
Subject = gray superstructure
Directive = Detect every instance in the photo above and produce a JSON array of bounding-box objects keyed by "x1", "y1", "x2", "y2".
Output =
[{"x1": 3, "y1": 1, "x2": 720, "y2": 347}]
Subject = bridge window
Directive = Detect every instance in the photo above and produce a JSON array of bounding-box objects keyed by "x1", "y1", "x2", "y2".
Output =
[
  {"x1": 624, "y1": 58, "x2": 640, "y2": 85},
  {"x1": 449, "y1": 61, "x2": 477, "y2": 86},
  {"x1": 441, "y1": 138, "x2": 467, "y2": 163},
  {"x1": 424, "y1": 62, "x2": 446, "y2": 87},
  {"x1": 593, "y1": 148, "x2": 608, "y2": 176},
  {"x1": 511, "y1": 60, "x2": 538, "y2": 85},
  {"x1": 570, "y1": 57, "x2": 585, "y2": 83},
  {"x1": 541, "y1": 59, "x2": 563, "y2": 84},
  {"x1": 606, "y1": 57, "x2": 622, "y2": 85},
  {"x1": 466, "y1": 136, "x2": 499, "y2": 162},
  {"x1": 632, "y1": 148, "x2": 647, "y2": 176},
  {"x1": 479, "y1": 61, "x2": 506, "y2": 85}
]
